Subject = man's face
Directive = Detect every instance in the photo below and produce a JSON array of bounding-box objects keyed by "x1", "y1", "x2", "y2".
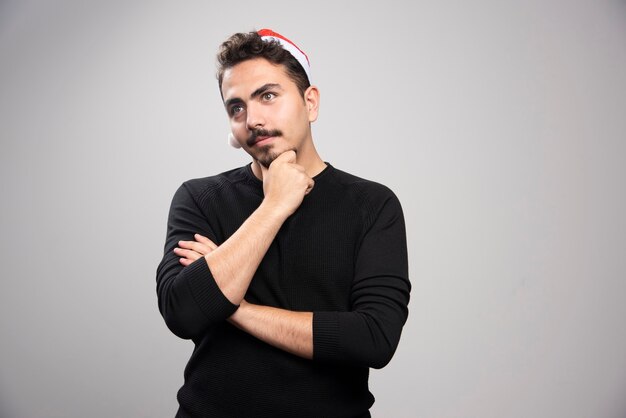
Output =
[{"x1": 221, "y1": 58, "x2": 315, "y2": 168}]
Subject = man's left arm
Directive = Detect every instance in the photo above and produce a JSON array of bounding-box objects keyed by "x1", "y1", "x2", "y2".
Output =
[
  {"x1": 229, "y1": 301, "x2": 314, "y2": 359},
  {"x1": 229, "y1": 257, "x2": 411, "y2": 369},
  {"x1": 311, "y1": 190, "x2": 411, "y2": 369}
]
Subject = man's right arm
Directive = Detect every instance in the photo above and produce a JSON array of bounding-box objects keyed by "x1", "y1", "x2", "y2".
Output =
[
  {"x1": 203, "y1": 151, "x2": 313, "y2": 304},
  {"x1": 156, "y1": 151, "x2": 312, "y2": 339}
]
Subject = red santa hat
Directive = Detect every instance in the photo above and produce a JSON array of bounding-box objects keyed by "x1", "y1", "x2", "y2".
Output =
[{"x1": 258, "y1": 28, "x2": 312, "y2": 84}]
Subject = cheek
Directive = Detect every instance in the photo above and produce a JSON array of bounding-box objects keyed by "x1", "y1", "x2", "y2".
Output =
[
  {"x1": 230, "y1": 121, "x2": 247, "y2": 138},
  {"x1": 276, "y1": 102, "x2": 307, "y2": 130}
]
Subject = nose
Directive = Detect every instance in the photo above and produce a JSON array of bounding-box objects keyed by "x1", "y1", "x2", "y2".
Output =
[{"x1": 246, "y1": 102, "x2": 265, "y2": 131}]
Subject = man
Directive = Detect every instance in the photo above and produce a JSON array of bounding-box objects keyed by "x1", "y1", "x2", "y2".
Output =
[{"x1": 156, "y1": 29, "x2": 411, "y2": 418}]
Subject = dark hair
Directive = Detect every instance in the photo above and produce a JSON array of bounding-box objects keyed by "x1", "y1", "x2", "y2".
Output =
[{"x1": 216, "y1": 31, "x2": 310, "y2": 98}]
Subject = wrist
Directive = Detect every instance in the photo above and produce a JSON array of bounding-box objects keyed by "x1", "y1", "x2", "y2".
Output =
[
  {"x1": 228, "y1": 300, "x2": 250, "y2": 328},
  {"x1": 259, "y1": 198, "x2": 292, "y2": 221}
]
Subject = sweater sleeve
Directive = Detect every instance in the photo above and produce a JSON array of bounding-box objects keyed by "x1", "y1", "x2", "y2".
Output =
[
  {"x1": 156, "y1": 182, "x2": 239, "y2": 340},
  {"x1": 312, "y1": 189, "x2": 411, "y2": 369}
]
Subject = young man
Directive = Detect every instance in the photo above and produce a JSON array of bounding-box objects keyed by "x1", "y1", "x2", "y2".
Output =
[{"x1": 156, "y1": 29, "x2": 411, "y2": 418}]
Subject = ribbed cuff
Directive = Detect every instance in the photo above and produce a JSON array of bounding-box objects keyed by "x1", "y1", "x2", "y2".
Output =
[
  {"x1": 312, "y1": 311, "x2": 340, "y2": 361},
  {"x1": 185, "y1": 257, "x2": 239, "y2": 322}
]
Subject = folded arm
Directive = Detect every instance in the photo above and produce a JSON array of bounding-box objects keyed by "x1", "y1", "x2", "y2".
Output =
[
  {"x1": 176, "y1": 190, "x2": 411, "y2": 369},
  {"x1": 156, "y1": 151, "x2": 314, "y2": 339}
]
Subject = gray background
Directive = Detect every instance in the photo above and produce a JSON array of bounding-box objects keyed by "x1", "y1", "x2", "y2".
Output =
[{"x1": 1, "y1": 1, "x2": 625, "y2": 417}]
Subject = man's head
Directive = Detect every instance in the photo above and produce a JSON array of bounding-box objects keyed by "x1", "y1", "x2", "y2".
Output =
[
  {"x1": 217, "y1": 30, "x2": 320, "y2": 169},
  {"x1": 217, "y1": 30, "x2": 311, "y2": 99}
]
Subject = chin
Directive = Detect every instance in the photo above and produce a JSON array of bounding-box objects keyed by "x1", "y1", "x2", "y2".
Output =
[{"x1": 255, "y1": 145, "x2": 296, "y2": 168}]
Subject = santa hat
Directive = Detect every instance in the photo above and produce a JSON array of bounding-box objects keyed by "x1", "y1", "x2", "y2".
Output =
[{"x1": 258, "y1": 28, "x2": 312, "y2": 84}]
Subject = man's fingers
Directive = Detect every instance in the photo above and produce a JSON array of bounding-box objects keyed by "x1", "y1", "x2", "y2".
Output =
[
  {"x1": 305, "y1": 179, "x2": 315, "y2": 195},
  {"x1": 178, "y1": 239, "x2": 213, "y2": 255},
  {"x1": 174, "y1": 247, "x2": 203, "y2": 262},
  {"x1": 284, "y1": 150, "x2": 296, "y2": 163},
  {"x1": 194, "y1": 234, "x2": 218, "y2": 250},
  {"x1": 175, "y1": 235, "x2": 218, "y2": 265},
  {"x1": 274, "y1": 150, "x2": 296, "y2": 164},
  {"x1": 178, "y1": 257, "x2": 193, "y2": 267}
]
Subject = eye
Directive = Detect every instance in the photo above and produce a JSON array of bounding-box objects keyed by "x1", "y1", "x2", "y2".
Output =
[
  {"x1": 262, "y1": 92, "x2": 276, "y2": 101},
  {"x1": 230, "y1": 104, "x2": 244, "y2": 116}
]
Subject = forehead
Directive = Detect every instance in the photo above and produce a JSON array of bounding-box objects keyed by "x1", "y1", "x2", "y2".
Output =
[{"x1": 221, "y1": 58, "x2": 293, "y2": 99}]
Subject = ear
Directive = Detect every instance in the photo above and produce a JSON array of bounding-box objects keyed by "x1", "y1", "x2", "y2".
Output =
[{"x1": 304, "y1": 86, "x2": 320, "y2": 122}]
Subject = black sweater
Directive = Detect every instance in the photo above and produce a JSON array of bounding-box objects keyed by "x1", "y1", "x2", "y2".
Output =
[{"x1": 156, "y1": 163, "x2": 411, "y2": 418}]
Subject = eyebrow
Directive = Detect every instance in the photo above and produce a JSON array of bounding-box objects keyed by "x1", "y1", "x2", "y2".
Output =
[
  {"x1": 224, "y1": 83, "x2": 283, "y2": 110},
  {"x1": 250, "y1": 83, "x2": 282, "y2": 100}
]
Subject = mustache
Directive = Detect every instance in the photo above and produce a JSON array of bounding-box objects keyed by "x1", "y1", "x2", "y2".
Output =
[{"x1": 246, "y1": 129, "x2": 282, "y2": 147}]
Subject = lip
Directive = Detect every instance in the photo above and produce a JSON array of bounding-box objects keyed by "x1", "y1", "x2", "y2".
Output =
[{"x1": 254, "y1": 136, "x2": 274, "y2": 146}]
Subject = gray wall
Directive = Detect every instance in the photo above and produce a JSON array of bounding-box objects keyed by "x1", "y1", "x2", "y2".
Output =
[{"x1": 1, "y1": 1, "x2": 625, "y2": 417}]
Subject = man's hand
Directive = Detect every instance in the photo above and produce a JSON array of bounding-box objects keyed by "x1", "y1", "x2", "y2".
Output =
[
  {"x1": 260, "y1": 151, "x2": 314, "y2": 217},
  {"x1": 174, "y1": 233, "x2": 217, "y2": 266}
]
